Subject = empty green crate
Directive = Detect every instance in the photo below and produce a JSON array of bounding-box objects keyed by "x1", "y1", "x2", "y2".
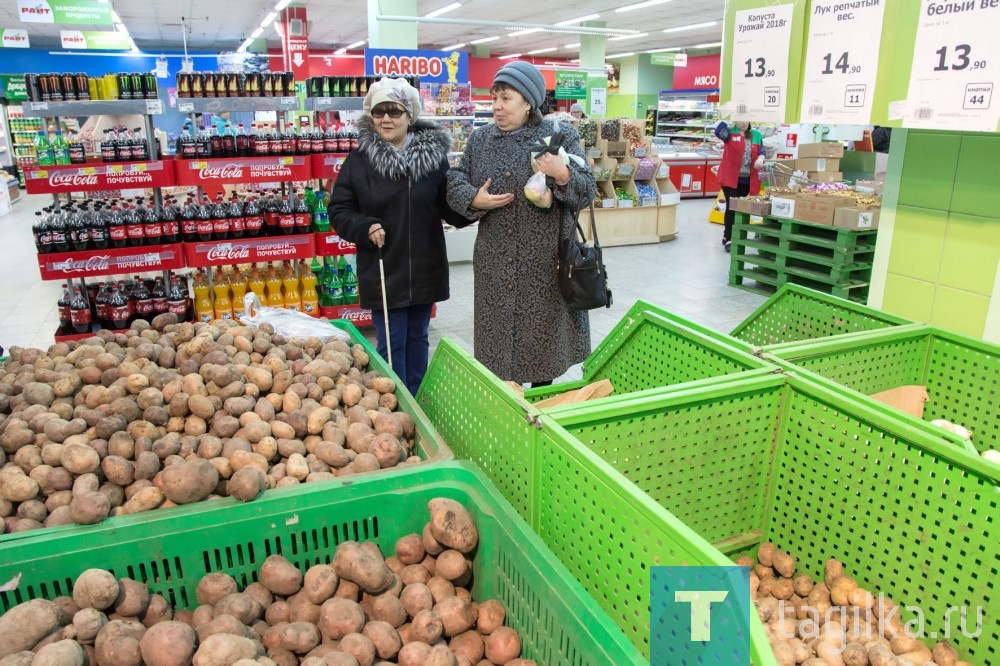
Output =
[
  {"x1": 521, "y1": 302, "x2": 776, "y2": 403},
  {"x1": 731, "y1": 284, "x2": 913, "y2": 348},
  {"x1": 768, "y1": 324, "x2": 1000, "y2": 454},
  {"x1": 550, "y1": 374, "x2": 998, "y2": 664},
  {"x1": 0, "y1": 462, "x2": 643, "y2": 665}
]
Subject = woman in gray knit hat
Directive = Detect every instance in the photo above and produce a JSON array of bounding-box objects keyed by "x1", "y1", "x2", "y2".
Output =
[{"x1": 447, "y1": 61, "x2": 596, "y2": 387}]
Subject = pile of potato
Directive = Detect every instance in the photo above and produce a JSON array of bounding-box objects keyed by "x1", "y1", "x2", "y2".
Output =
[
  {"x1": 741, "y1": 543, "x2": 972, "y2": 666},
  {"x1": 0, "y1": 315, "x2": 423, "y2": 534},
  {"x1": 0, "y1": 498, "x2": 535, "y2": 666}
]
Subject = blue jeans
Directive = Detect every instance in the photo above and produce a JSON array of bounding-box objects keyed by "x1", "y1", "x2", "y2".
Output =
[{"x1": 371, "y1": 303, "x2": 433, "y2": 396}]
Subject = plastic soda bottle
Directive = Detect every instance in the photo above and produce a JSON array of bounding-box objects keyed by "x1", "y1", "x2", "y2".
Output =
[
  {"x1": 230, "y1": 267, "x2": 248, "y2": 314},
  {"x1": 213, "y1": 268, "x2": 233, "y2": 320},
  {"x1": 265, "y1": 264, "x2": 285, "y2": 308},
  {"x1": 299, "y1": 261, "x2": 319, "y2": 317},
  {"x1": 283, "y1": 268, "x2": 302, "y2": 312},
  {"x1": 34, "y1": 131, "x2": 54, "y2": 166},
  {"x1": 193, "y1": 270, "x2": 214, "y2": 323},
  {"x1": 248, "y1": 266, "x2": 267, "y2": 304},
  {"x1": 343, "y1": 262, "x2": 359, "y2": 305}
]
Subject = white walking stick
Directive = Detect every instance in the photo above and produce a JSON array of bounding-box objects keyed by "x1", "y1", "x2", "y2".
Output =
[{"x1": 378, "y1": 247, "x2": 392, "y2": 367}]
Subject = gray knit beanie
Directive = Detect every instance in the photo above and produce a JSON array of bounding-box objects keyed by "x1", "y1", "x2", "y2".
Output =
[{"x1": 493, "y1": 61, "x2": 546, "y2": 110}]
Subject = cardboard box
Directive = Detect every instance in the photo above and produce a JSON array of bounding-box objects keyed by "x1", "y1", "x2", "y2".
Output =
[
  {"x1": 730, "y1": 198, "x2": 772, "y2": 215},
  {"x1": 833, "y1": 206, "x2": 881, "y2": 230},
  {"x1": 854, "y1": 180, "x2": 885, "y2": 195},
  {"x1": 796, "y1": 157, "x2": 840, "y2": 172},
  {"x1": 770, "y1": 197, "x2": 796, "y2": 219},
  {"x1": 797, "y1": 142, "x2": 845, "y2": 159},
  {"x1": 808, "y1": 171, "x2": 844, "y2": 183},
  {"x1": 870, "y1": 385, "x2": 928, "y2": 418},
  {"x1": 793, "y1": 195, "x2": 837, "y2": 226}
]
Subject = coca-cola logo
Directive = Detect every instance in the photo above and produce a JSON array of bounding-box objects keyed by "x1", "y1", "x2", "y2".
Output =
[
  {"x1": 198, "y1": 164, "x2": 245, "y2": 180},
  {"x1": 54, "y1": 255, "x2": 111, "y2": 274},
  {"x1": 48, "y1": 172, "x2": 98, "y2": 187},
  {"x1": 205, "y1": 245, "x2": 251, "y2": 261},
  {"x1": 334, "y1": 240, "x2": 355, "y2": 251},
  {"x1": 341, "y1": 309, "x2": 371, "y2": 323}
]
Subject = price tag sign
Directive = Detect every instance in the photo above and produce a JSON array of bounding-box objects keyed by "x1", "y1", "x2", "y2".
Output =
[
  {"x1": 800, "y1": 0, "x2": 887, "y2": 124},
  {"x1": 109, "y1": 165, "x2": 123, "y2": 173},
  {"x1": 133, "y1": 163, "x2": 147, "y2": 172},
  {"x1": 81, "y1": 167, "x2": 95, "y2": 175},
  {"x1": 145, "y1": 99, "x2": 163, "y2": 115},
  {"x1": 904, "y1": 0, "x2": 1000, "y2": 131},
  {"x1": 729, "y1": 4, "x2": 796, "y2": 122},
  {"x1": 281, "y1": 157, "x2": 294, "y2": 165},
  {"x1": 178, "y1": 101, "x2": 194, "y2": 113}
]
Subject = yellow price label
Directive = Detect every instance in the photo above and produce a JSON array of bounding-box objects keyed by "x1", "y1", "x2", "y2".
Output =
[
  {"x1": 133, "y1": 163, "x2": 147, "y2": 172},
  {"x1": 193, "y1": 161, "x2": 207, "y2": 169},
  {"x1": 81, "y1": 167, "x2": 96, "y2": 175},
  {"x1": 281, "y1": 157, "x2": 294, "y2": 165},
  {"x1": 109, "y1": 165, "x2": 123, "y2": 173},
  {"x1": 35, "y1": 170, "x2": 48, "y2": 178}
]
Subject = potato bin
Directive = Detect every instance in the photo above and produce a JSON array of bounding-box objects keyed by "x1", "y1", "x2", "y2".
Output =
[
  {"x1": 0, "y1": 461, "x2": 644, "y2": 665},
  {"x1": 546, "y1": 373, "x2": 998, "y2": 664},
  {"x1": 766, "y1": 323, "x2": 1000, "y2": 454}
]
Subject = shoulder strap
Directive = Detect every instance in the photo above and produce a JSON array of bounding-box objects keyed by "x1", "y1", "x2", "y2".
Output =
[{"x1": 584, "y1": 201, "x2": 600, "y2": 248}]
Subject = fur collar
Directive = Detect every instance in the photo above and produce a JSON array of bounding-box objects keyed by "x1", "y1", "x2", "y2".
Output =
[{"x1": 357, "y1": 116, "x2": 452, "y2": 181}]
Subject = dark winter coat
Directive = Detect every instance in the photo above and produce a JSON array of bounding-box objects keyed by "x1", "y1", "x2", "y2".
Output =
[
  {"x1": 328, "y1": 116, "x2": 471, "y2": 310},
  {"x1": 447, "y1": 119, "x2": 597, "y2": 384}
]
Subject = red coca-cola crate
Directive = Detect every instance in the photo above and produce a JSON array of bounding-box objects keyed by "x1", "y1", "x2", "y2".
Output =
[
  {"x1": 173, "y1": 156, "x2": 312, "y2": 186},
  {"x1": 314, "y1": 231, "x2": 356, "y2": 256},
  {"x1": 330, "y1": 306, "x2": 372, "y2": 328},
  {"x1": 37, "y1": 243, "x2": 186, "y2": 281},
  {"x1": 54, "y1": 328, "x2": 100, "y2": 344},
  {"x1": 184, "y1": 233, "x2": 317, "y2": 269},
  {"x1": 24, "y1": 161, "x2": 177, "y2": 195},
  {"x1": 310, "y1": 153, "x2": 348, "y2": 182}
]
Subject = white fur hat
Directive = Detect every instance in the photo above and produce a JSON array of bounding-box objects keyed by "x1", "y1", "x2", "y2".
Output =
[{"x1": 363, "y1": 77, "x2": 421, "y2": 122}]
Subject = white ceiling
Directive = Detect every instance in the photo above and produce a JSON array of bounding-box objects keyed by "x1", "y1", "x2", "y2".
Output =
[{"x1": 0, "y1": 0, "x2": 724, "y2": 57}]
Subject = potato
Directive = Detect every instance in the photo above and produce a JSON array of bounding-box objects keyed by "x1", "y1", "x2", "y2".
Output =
[
  {"x1": 192, "y1": 634, "x2": 265, "y2": 665},
  {"x1": 333, "y1": 542, "x2": 394, "y2": 595},
  {"x1": 371, "y1": 593, "x2": 407, "y2": 628},
  {"x1": 114, "y1": 578, "x2": 152, "y2": 618},
  {"x1": 95, "y1": 619, "x2": 146, "y2": 666},
  {"x1": 339, "y1": 632, "x2": 377, "y2": 666},
  {"x1": 830, "y1": 577, "x2": 858, "y2": 607},
  {"x1": 73, "y1": 569, "x2": 120, "y2": 611},
  {"x1": 33, "y1": 639, "x2": 86, "y2": 666},
  {"x1": 197, "y1": 573, "x2": 239, "y2": 606},
  {"x1": 0, "y1": 652, "x2": 35, "y2": 666},
  {"x1": 287, "y1": 592, "x2": 322, "y2": 625},
  {"x1": 410, "y1": 610, "x2": 444, "y2": 644},
  {"x1": 260, "y1": 555, "x2": 303, "y2": 596},
  {"x1": 450, "y1": 630, "x2": 486, "y2": 664},
  {"x1": 228, "y1": 467, "x2": 268, "y2": 502},
  {"x1": 363, "y1": 620, "x2": 402, "y2": 660},
  {"x1": 141, "y1": 594, "x2": 173, "y2": 628},
  {"x1": 395, "y1": 534, "x2": 425, "y2": 566},
  {"x1": 303, "y1": 564, "x2": 339, "y2": 605},
  {"x1": 477, "y1": 600, "x2": 505, "y2": 635},
  {"x1": 399, "y1": 564, "x2": 431, "y2": 587},
  {"x1": 772, "y1": 551, "x2": 796, "y2": 579},
  {"x1": 485, "y1": 626, "x2": 521, "y2": 664},
  {"x1": 120, "y1": 486, "x2": 164, "y2": 515},
  {"x1": 931, "y1": 640, "x2": 959, "y2": 666},
  {"x1": 318, "y1": 598, "x2": 365, "y2": 641},
  {"x1": 265, "y1": 601, "x2": 290, "y2": 627},
  {"x1": 434, "y1": 597, "x2": 477, "y2": 637},
  {"x1": 436, "y1": 550, "x2": 469, "y2": 582},
  {"x1": 398, "y1": 642, "x2": 433, "y2": 666},
  {"x1": 197, "y1": 613, "x2": 256, "y2": 642},
  {"x1": 139, "y1": 621, "x2": 197, "y2": 666},
  {"x1": 427, "y1": 499, "x2": 478, "y2": 554},
  {"x1": 0, "y1": 599, "x2": 66, "y2": 658},
  {"x1": 427, "y1": 577, "x2": 456, "y2": 604},
  {"x1": 215, "y1": 593, "x2": 264, "y2": 626},
  {"x1": 278, "y1": 621, "x2": 321, "y2": 654},
  {"x1": 72, "y1": 608, "x2": 108, "y2": 644},
  {"x1": 400, "y1": 583, "x2": 434, "y2": 618},
  {"x1": 0, "y1": 468, "x2": 39, "y2": 502}
]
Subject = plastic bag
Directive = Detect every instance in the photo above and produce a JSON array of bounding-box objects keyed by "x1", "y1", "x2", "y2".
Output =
[
  {"x1": 524, "y1": 170, "x2": 552, "y2": 208},
  {"x1": 237, "y1": 293, "x2": 350, "y2": 342}
]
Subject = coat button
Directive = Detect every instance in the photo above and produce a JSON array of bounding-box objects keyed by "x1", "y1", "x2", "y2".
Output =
[{"x1": 504, "y1": 171, "x2": 511, "y2": 176}]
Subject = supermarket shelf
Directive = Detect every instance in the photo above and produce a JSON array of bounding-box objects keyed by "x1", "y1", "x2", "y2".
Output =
[
  {"x1": 177, "y1": 97, "x2": 299, "y2": 113},
  {"x1": 303, "y1": 97, "x2": 364, "y2": 112},
  {"x1": 315, "y1": 231, "x2": 357, "y2": 257},
  {"x1": 657, "y1": 122, "x2": 717, "y2": 128},
  {"x1": 427, "y1": 116, "x2": 475, "y2": 121},
  {"x1": 24, "y1": 161, "x2": 176, "y2": 195},
  {"x1": 37, "y1": 243, "x2": 185, "y2": 281},
  {"x1": 310, "y1": 153, "x2": 348, "y2": 181},
  {"x1": 657, "y1": 109, "x2": 716, "y2": 114},
  {"x1": 174, "y1": 155, "x2": 311, "y2": 185},
  {"x1": 22, "y1": 100, "x2": 164, "y2": 117},
  {"x1": 185, "y1": 234, "x2": 316, "y2": 268}
]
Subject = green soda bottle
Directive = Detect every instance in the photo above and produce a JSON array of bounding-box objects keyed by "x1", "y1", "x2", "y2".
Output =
[
  {"x1": 52, "y1": 130, "x2": 71, "y2": 165},
  {"x1": 34, "y1": 131, "x2": 54, "y2": 166},
  {"x1": 328, "y1": 260, "x2": 344, "y2": 306},
  {"x1": 337, "y1": 255, "x2": 349, "y2": 281},
  {"x1": 343, "y1": 262, "x2": 359, "y2": 305}
]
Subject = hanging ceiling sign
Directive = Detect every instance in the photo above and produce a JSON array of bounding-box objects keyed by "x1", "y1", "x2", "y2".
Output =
[{"x1": 19, "y1": 0, "x2": 113, "y2": 25}]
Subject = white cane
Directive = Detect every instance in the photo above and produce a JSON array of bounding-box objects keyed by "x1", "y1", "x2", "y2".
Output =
[{"x1": 378, "y1": 246, "x2": 392, "y2": 367}]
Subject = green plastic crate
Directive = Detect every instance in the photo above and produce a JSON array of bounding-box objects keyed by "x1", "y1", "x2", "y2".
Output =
[
  {"x1": 730, "y1": 284, "x2": 913, "y2": 348},
  {"x1": 769, "y1": 324, "x2": 1000, "y2": 454},
  {"x1": 550, "y1": 374, "x2": 998, "y2": 664},
  {"x1": 0, "y1": 462, "x2": 643, "y2": 665},
  {"x1": 522, "y1": 302, "x2": 776, "y2": 403},
  {"x1": 418, "y1": 339, "x2": 774, "y2": 663}
]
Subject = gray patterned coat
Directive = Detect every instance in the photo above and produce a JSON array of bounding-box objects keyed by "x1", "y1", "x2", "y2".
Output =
[{"x1": 447, "y1": 119, "x2": 597, "y2": 384}]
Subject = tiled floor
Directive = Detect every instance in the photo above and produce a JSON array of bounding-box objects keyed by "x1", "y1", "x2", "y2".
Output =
[{"x1": 0, "y1": 193, "x2": 766, "y2": 379}]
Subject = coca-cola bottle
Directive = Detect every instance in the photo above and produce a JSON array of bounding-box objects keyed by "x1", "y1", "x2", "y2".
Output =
[
  {"x1": 236, "y1": 123, "x2": 250, "y2": 157},
  {"x1": 69, "y1": 286, "x2": 91, "y2": 334},
  {"x1": 167, "y1": 275, "x2": 189, "y2": 320},
  {"x1": 283, "y1": 127, "x2": 296, "y2": 155},
  {"x1": 196, "y1": 199, "x2": 214, "y2": 242},
  {"x1": 244, "y1": 197, "x2": 263, "y2": 238},
  {"x1": 210, "y1": 125, "x2": 224, "y2": 157},
  {"x1": 161, "y1": 198, "x2": 180, "y2": 243},
  {"x1": 115, "y1": 127, "x2": 132, "y2": 162},
  {"x1": 181, "y1": 199, "x2": 198, "y2": 242},
  {"x1": 101, "y1": 128, "x2": 116, "y2": 163},
  {"x1": 324, "y1": 124, "x2": 338, "y2": 153},
  {"x1": 107, "y1": 282, "x2": 130, "y2": 329},
  {"x1": 264, "y1": 196, "x2": 280, "y2": 236},
  {"x1": 347, "y1": 124, "x2": 359, "y2": 152},
  {"x1": 132, "y1": 127, "x2": 150, "y2": 161},
  {"x1": 178, "y1": 124, "x2": 196, "y2": 159},
  {"x1": 212, "y1": 196, "x2": 230, "y2": 241},
  {"x1": 254, "y1": 125, "x2": 268, "y2": 156},
  {"x1": 151, "y1": 277, "x2": 168, "y2": 314},
  {"x1": 228, "y1": 196, "x2": 245, "y2": 239},
  {"x1": 70, "y1": 208, "x2": 90, "y2": 252},
  {"x1": 50, "y1": 210, "x2": 70, "y2": 253},
  {"x1": 108, "y1": 206, "x2": 127, "y2": 249},
  {"x1": 125, "y1": 205, "x2": 144, "y2": 247},
  {"x1": 89, "y1": 206, "x2": 109, "y2": 250},
  {"x1": 132, "y1": 275, "x2": 153, "y2": 322},
  {"x1": 278, "y1": 196, "x2": 295, "y2": 236},
  {"x1": 336, "y1": 128, "x2": 350, "y2": 153},
  {"x1": 57, "y1": 284, "x2": 71, "y2": 330},
  {"x1": 33, "y1": 211, "x2": 49, "y2": 254},
  {"x1": 68, "y1": 130, "x2": 86, "y2": 164},
  {"x1": 293, "y1": 195, "x2": 310, "y2": 235},
  {"x1": 269, "y1": 129, "x2": 282, "y2": 156},
  {"x1": 95, "y1": 282, "x2": 111, "y2": 328},
  {"x1": 143, "y1": 204, "x2": 163, "y2": 246},
  {"x1": 196, "y1": 126, "x2": 211, "y2": 158},
  {"x1": 222, "y1": 123, "x2": 236, "y2": 158}
]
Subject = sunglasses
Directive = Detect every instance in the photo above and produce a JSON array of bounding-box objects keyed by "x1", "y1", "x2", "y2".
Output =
[{"x1": 372, "y1": 107, "x2": 406, "y2": 119}]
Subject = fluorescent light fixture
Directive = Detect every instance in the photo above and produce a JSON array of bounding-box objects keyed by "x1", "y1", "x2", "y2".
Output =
[
  {"x1": 261, "y1": 12, "x2": 278, "y2": 27},
  {"x1": 442, "y1": 42, "x2": 466, "y2": 50},
  {"x1": 608, "y1": 32, "x2": 648, "y2": 41},
  {"x1": 693, "y1": 41, "x2": 722, "y2": 48},
  {"x1": 470, "y1": 35, "x2": 500, "y2": 44},
  {"x1": 662, "y1": 21, "x2": 717, "y2": 33},
  {"x1": 570, "y1": 58, "x2": 580, "y2": 63},
  {"x1": 508, "y1": 28, "x2": 543, "y2": 37},
  {"x1": 251, "y1": 27, "x2": 263, "y2": 39},
  {"x1": 564, "y1": 42, "x2": 580, "y2": 48},
  {"x1": 615, "y1": 0, "x2": 671, "y2": 12},
  {"x1": 238, "y1": 38, "x2": 253, "y2": 52},
  {"x1": 527, "y1": 47, "x2": 557, "y2": 54},
  {"x1": 606, "y1": 52, "x2": 634, "y2": 58},
  {"x1": 555, "y1": 13, "x2": 600, "y2": 26},
  {"x1": 645, "y1": 47, "x2": 681, "y2": 53},
  {"x1": 111, "y1": 10, "x2": 121, "y2": 23},
  {"x1": 498, "y1": 53, "x2": 521, "y2": 59},
  {"x1": 425, "y1": 2, "x2": 461, "y2": 18},
  {"x1": 334, "y1": 47, "x2": 347, "y2": 54},
  {"x1": 347, "y1": 39, "x2": 366, "y2": 48},
  {"x1": 275, "y1": 0, "x2": 292, "y2": 9}
]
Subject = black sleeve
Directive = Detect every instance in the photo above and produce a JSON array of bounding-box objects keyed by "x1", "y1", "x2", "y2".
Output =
[{"x1": 328, "y1": 153, "x2": 379, "y2": 249}]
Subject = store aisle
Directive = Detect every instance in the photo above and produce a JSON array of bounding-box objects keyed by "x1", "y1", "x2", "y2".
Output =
[{"x1": 0, "y1": 195, "x2": 764, "y2": 379}]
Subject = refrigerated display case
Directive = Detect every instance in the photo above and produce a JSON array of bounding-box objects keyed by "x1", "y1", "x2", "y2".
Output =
[
  {"x1": 654, "y1": 92, "x2": 720, "y2": 149},
  {"x1": 658, "y1": 151, "x2": 707, "y2": 199},
  {"x1": 0, "y1": 99, "x2": 23, "y2": 202},
  {"x1": 7, "y1": 106, "x2": 41, "y2": 189}
]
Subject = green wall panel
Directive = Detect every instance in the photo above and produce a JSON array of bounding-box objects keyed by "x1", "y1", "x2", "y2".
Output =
[
  {"x1": 938, "y1": 213, "x2": 1000, "y2": 297},
  {"x1": 951, "y1": 135, "x2": 1000, "y2": 218},
  {"x1": 886, "y1": 206, "x2": 947, "y2": 282},
  {"x1": 896, "y1": 131, "x2": 960, "y2": 211},
  {"x1": 930, "y1": 287, "x2": 989, "y2": 339},
  {"x1": 882, "y1": 274, "x2": 935, "y2": 322}
]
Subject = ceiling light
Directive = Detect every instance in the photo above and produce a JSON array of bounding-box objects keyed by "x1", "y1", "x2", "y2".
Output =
[
  {"x1": 275, "y1": 0, "x2": 292, "y2": 10},
  {"x1": 527, "y1": 47, "x2": 557, "y2": 54},
  {"x1": 347, "y1": 40, "x2": 366, "y2": 49},
  {"x1": 334, "y1": 47, "x2": 347, "y2": 54},
  {"x1": 498, "y1": 53, "x2": 521, "y2": 59},
  {"x1": 608, "y1": 32, "x2": 648, "y2": 41},
  {"x1": 570, "y1": 58, "x2": 580, "y2": 63},
  {"x1": 564, "y1": 43, "x2": 580, "y2": 48},
  {"x1": 470, "y1": 35, "x2": 500, "y2": 44},
  {"x1": 555, "y1": 13, "x2": 600, "y2": 26},
  {"x1": 645, "y1": 47, "x2": 680, "y2": 53},
  {"x1": 615, "y1": 0, "x2": 671, "y2": 12},
  {"x1": 442, "y1": 42, "x2": 466, "y2": 50},
  {"x1": 606, "y1": 52, "x2": 635, "y2": 59},
  {"x1": 111, "y1": 10, "x2": 122, "y2": 23},
  {"x1": 377, "y1": 15, "x2": 637, "y2": 37},
  {"x1": 251, "y1": 27, "x2": 263, "y2": 38},
  {"x1": 662, "y1": 21, "x2": 717, "y2": 33},
  {"x1": 508, "y1": 28, "x2": 543, "y2": 37},
  {"x1": 238, "y1": 38, "x2": 253, "y2": 52},
  {"x1": 260, "y1": 12, "x2": 278, "y2": 27},
  {"x1": 693, "y1": 41, "x2": 722, "y2": 48},
  {"x1": 425, "y1": 2, "x2": 461, "y2": 18}
]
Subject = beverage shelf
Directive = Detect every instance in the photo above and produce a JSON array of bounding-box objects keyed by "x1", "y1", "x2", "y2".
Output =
[
  {"x1": 22, "y1": 100, "x2": 164, "y2": 117},
  {"x1": 315, "y1": 231, "x2": 356, "y2": 257},
  {"x1": 24, "y1": 161, "x2": 176, "y2": 195},
  {"x1": 310, "y1": 153, "x2": 348, "y2": 181},
  {"x1": 184, "y1": 233, "x2": 316, "y2": 269},
  {"x1": 177, "y1": 97, "x2": 300, "y2": 114},
  {"x1": 304, "y1": 97, "x2": 365, "y2": 112},
  {"x1": 173, "y1": 155, "x2": 312, "y2": 185},
  {"x1": 37, "y1": 243, "x2": 185, "y2": 281}
]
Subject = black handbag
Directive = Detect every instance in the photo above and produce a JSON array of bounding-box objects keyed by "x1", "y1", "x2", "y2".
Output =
[{"x1": 558, "y1": 201, "x2": 612, "y2": 310}]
